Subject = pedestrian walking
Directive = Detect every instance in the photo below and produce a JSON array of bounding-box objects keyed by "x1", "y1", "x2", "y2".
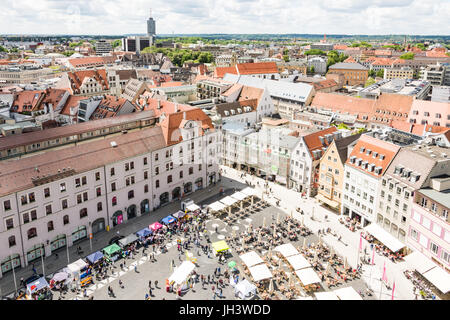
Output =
[
  {"x1": 155, "y1": 280, "x2": 158, "y2": 288},
  {"x1": 134, "y1": 264, "x2": 138, "y2": 273},
  {"x1": 148, "y1": 280, "x2": 152, "y2": 289},
  {"x1": 32, "y1": 263, "x2": 37, "y2": 274}
]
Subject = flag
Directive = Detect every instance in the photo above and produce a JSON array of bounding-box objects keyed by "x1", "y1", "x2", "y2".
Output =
[
  {"x1": 382, "y1": 262, "x2": 387, "y2": 283},
  {"x1": 359, "y1": 233, "x2": 363, "y2": 252},
  {"x1": 371, "y1": 247, "x2": 375, "y2": 265},
  {"x1": 391, "y1": 280, "x2": 395, "y2": 300}
]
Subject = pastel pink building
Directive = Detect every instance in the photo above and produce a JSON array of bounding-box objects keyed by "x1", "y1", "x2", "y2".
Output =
[{"x1": 408, "y1": 99, "x2": 450, "y2": 128}]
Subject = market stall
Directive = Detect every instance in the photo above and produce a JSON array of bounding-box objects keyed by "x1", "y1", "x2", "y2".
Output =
[
  {"x1": 26, "y1": 277, "x2": 52, "y2": 300},
  {"x1": 118, "y1": 233, "x2": 139, "y2": 250},
  {"x1": 333, "y1": 286, "x2": 363, "y2": 300},
  {"x1": 49, "y1": 269, "x2": 71, "y2": 290},
  {"x1": 314, "y1": 291, "x2": 339, "y2": 300},
  {"x1": 248, "y1": 264, "x2": 273, "y2": 282},
  {"x1": 172, "y1": 210, "x2": 187, "y2": 220},
  {"x1": 208, "y1": 201, "x2": 227, "y2": 215},
  {"x1": 239, "y1": 251, "x2": 264, "y2": 268},
  {"x1": 102, "y1": 243, "x2": 123, "y2": 263},
  {"x1": 186, "y1": 203, "x2": 201, "y2": 213},
  {"x1": 86, "y1": 251, "x2": 104, "y2": 268},
  {"x1": 212, "y1": 240, "x2": 230, "y2": 257},
  {"x1": 67, "y1": 259, "x2": 92, "y2": 288},
  {"x1": 286, "y1": 254, "x2": 311, "y2": 271},
  {"x1": 136, "y1": 227, "x2": 153, "y2": 239},
  {"x1": 220, "y1": 196, "x2": 239, "y2": 215},
  {"x1": 168, "y1": 261, "x2": 196, "y2": 286},
  {"x1": 149, "y1": 222, "x2": 163, "y2": 232},
  {"x1": 274, "y1": 243, "x2": 299, "y2": 258},
  {"x1": 235, "y1": 279, "x2": 257, "y2": 299},
  {"x1": 161, "y1": 215, "x2": 177, "y2": 225},
  {"x1": 421, "y1": 266, "x2": 450, "y2": 294}
]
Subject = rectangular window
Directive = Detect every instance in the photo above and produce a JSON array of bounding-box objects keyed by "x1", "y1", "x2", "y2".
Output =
[
  {"x1": 62, "y1": 199, "x2": 68, "y2": 209},
  {"x1": 5, "y1": 218, "x2": 14, "y2": 230},
  {"x1": 430, "y1": 242, "x2": 439, "y2": 255},
  {"x1": 96, "y1": 187, "x2": 101, "y2": 197},
  {"x1": 60, "y1": 183, "x2": 66, "y2": 192},
  {"x1": 143, "y1": 157, "x2": 148, "y2": 165},
  {"x1": 144, "y1": 171, "x2": 148, "y2": 180},
  {"x1": 95, "y1": 172, "x2": 100, "y2": 181},
  {"x1": 31, "y1": 210, "x2": 37, "y2": 221},
  {"x1": 111, "y1": 167, "x2": 115, "y2": 176},
  {"x1": 82, "y1": 176, "x2": 87, "y2": 185},
  {"x1": 83, "y1": 192, "x2": 88, "y2": 202},
  {"x1": 28, "y1": 192, "x2": 35, "y2": 203},
  {"x1": 23, "y1": 212, "x2": 30, "y2": 224},
  {"x1": 44, "y1": 188, "x2": 50, "y2": 198},
  {"x1": 111, "y1": 182, "x2": 116, "y2": 192},
  {"x1": 77, "y1": 194, "x2": 82, "y2": 204},
  {"x1": 75, "y1": 178, "x2": 81, "y2": 188},
  {"x1": 46, "y1": 204, "x2": 52, "y2": 215}
]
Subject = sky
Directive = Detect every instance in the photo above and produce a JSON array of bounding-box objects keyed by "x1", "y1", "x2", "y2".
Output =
[{"x1": 0, "y1": 0, "x2": 449, "y2": 36}]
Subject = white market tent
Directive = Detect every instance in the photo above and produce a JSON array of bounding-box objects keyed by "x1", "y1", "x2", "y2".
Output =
[
  {"x1": 422, "y1": 267, "x2": 450, "y2": 294},
  {"x1": 295, "y1": 268, "x2": 321, "y2": 286},
  {"x1": 241, "y1": 187, "x2": 257, "y2": 197},
  {"x1": 208, "y1": 201, "x2": 227, "y2": 212},
  {"x1": 220, "y1": 196, "x2": 238, "y2": 207},
  {"x1": 67, "y1": 259, "x2": 87, "y2": 275},
  {"x1": 314, "y1": 291, "x2": 339, "y2": 300},
  {"x1": 286, "y1": 254, "x2": 311, "y2": 270},
  {"x1": 239, "y1": 251, "x2": 264, "y2": 268},
  {"x1": 235, "y1": 279, "x2": 257, "y2": 299},
  {"x1": 404, "y1": 251, "x2": 438, "y2": 274},
  {"x1": 334, "y1": 287, "x2": 363, "y2": 300},
  {"x1": 364, "y1": 223, "x2": 406, "y2": 253},
  {"x1": 248, "y1": 264, "x2": 273, "y2": 282},
  {"x1": 274, "y1": 243, "x2": 299, "y2": 258},
  {"x1": 169, "y1": 261, "x2": 196, "y2": 285},
  {"x1": 186, "y1": 203, "x2": 201, "y2": 212},
  {"x1": 231, "y1": 191, "x2": 248, "y2": 201}
]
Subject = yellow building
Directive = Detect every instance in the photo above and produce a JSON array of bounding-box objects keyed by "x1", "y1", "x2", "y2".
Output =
[
  {"x1": 383, "y1": 67, "x2": 414, "y2": 80},
  {"x1": 327, "y1": 62, "x2": 369, "y2": 86},
  {"x1": 316, "y1": 134, "x2": 361, "y2": 211}
]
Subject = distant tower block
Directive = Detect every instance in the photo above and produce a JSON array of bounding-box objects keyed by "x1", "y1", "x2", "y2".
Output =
[{"x1": 147, "y1": 9, "x2": 156, "y2": 37}]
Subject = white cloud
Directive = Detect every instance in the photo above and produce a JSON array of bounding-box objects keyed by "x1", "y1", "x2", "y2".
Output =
[{"x1": 0, "y1": 0, "x2": 447, "y2": 35}]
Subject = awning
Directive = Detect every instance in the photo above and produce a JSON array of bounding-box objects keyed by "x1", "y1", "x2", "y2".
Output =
[
  {"x1": 186, "y1": 203, "x2": 201, "y2": 212},
  {"x1": 239, "y1": 251, "x2": 264, "y2": 268},
  {"x1": 208, "y1": 201, "x2": 227, "y2": 212},
  {"x1": 102, "y1": 243, "x2": 121, "y2": 256},
  {"x1": 212, "y1": 240, "x2": 229, "y2": 253},
  {"x1": 231, "y1": 191, "x2": 247, "y2": 201},
  {"x1": 27, "y1": 277, "x2": 49, "y2": 294},
  {"x1": 169, "y1": 261, "x2": 196, "y2": 285},
  {"x1": 172, "y1": 211, "x2": 187, "y2": 219},
  {"x1": 404, "y1": 251, "x2": 438, "y2": 274},
  {"x1": 334, "y1": 287, "x2": 363, "y2": 300},
  {"x1": 275, "y1": 176, "x2": 287, "y2": 184},
  {"x1": 118, "y1": 234, "x2": 139, "y2": 247},
  {"x1": 220, "y1": 196, "x2": 238, "y2": 207},
  {"x1": 149, "y1": 222, "x2": 163, "y2": 231},
  {"x1": 364, "y1": 223, "x2": 406, "y2": 253},
  {"x1": 136, "y1": 227, "x2": 153, "y2": 238},
  {"x1": 314, "y1": 291, "x2": 339, "y2": 300},
  {"x1": 316, "y1": 193, "x2": 340, "y2": 209},
  {"x1": 422, "y1": 267, "x2": 450, "y2": 294},
  {"x1": 51, "y1": 272, "x2": 69, "y2": 282},
  {"x1": 248, "y1": 264, "x2": 273, "y2": 281},
  {"x1": 274, "y1": 243, "x2": 299, "y2": 258},
  {"x1": 286, "y1": 254, "x2": 311, "y2": 270},
  {"x1": 86, "y1": 251, "x2": 104, "y2": 264},
  {"x1": 67, "y1": 259, "x2": 88, "y2": 274},
  {"x1": 161, "y1": 215, "x2": 176, "y2": 225},
  {"x1": 295, "y1": 268, "x2": 321, "y2": 286},
  {"x1": 241, "y1": 187, "x2": 257, "y2": 197}
]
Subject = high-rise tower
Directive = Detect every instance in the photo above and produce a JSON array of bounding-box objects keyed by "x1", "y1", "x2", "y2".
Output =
[{"x1": 147, "y1": 9, "x2": 156, "y2": 37}]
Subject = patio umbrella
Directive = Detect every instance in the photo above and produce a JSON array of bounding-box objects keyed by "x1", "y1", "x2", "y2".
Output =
[
  {"x1": 290, "y1": 210, "x2": 293, "y2": 218},
  {"x1": 330, "y1": 247, "x2": 335, "y2": 257},
  {"x1": 247, "y1": 224, "x2": 252, "y2": 233},
  {"x1": 344, "y1": 257, "x2": 348, "y2": 270},
  {"x1": 228, "y1": 261, "x2": 237, "y2": 269},
  {"x1": 303, "y1": 238, "x2": 307, "y2": 250},
  {"x1": 288, "y1": 221, "x2": 291, "y2": 233},
  {"x1": 276, "y1": 212, "x2": 280, "y2": 224},
  {"x1": 241, "y1": 237, "x2": 245, "y2": 247},
  {"x1": 318, "y1": 234, "x2": 322, "y2": 246},
  {"x1": 232, "y1": 229, "x2": 236, "y2": 238},
  {"x1": 262, "y1": 217, "x2": 266, "y2": 228},
  {"x1": 278, "y1": 258, "x2": 282, "y2": 268},
  {"x1": 269, "y1": 279, "x2": 274, "y2": 293},
  {"x1": 52, "y1": 272, "x2": 69, "y2": 282},
  {"x1": 273, "y1": 225, "x2": 277, "y2": 238}
]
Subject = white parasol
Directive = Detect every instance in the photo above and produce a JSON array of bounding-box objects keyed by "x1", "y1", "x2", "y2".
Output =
[
  {"x1": 262, "y1": 217, "x2": 266, "y2": 228},
  {"x1": 318, "y1": 234, "x2": 322, "y2": 246},
  {"x1": 276, "y1": 212, "x2": 280, "y2": 224},
  {"x1": 289, "y1": 272, "x2": 294, "y2": 286},
  {"x1": 269, "y1": 279, "x2": 274, "y2": 293},
  {"x1": 301, "y1": 217, "x2": 305, "y2": 227},
  {"x1": 313, "y1": 252, "x2": 319, "y2": 263},
  {"x1": 344, "y1": 257, "x2": 348, "y2": 270},
  {"x1": 273, "y1": 225, "x2": 277, "y2": 238},
  {"x1": 303, "y1": 238, "x2": 307, "y2": 250}
]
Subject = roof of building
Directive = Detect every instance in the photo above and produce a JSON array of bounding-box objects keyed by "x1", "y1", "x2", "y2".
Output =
[
  {"x1": 237, "y1": 86, "x2": 264, "y2": 105},
  {"x1": 215, "y1": 99, "x2": 258, "y2": 118},
  {"x1": 67, "y1": 69, "x2": 109, "y2": 94},
  {"x1": 68, "y1": 56, "x2": 116, "y2": 68},
  {"x1": 221, "y1": 83, "x2": 243, "y2": 97},
  {"x1": 303, "y1": 127, "x2": 338, "y2": 160},
  {"x1": 141, "y1": 98, "x2": 194, "y2": 118},
  {"x1": 343, "y1": 56, "x2": 357, "y2": 63},
  {"x1": 371, "y1": 58, "x2": 394, "y2": 66},
  {"x1": 345, "y1": 134, "x2": 400, "y2": 178},
  {"x1": 215, "y1": 62, "x2": 278, "y2": 78},
  {"x1": 159, "y1": 108, "x2": 215, "y2": 146},
  {"x1": 334, "y1": 133, "x2": 363, "y2": 163},
  {"x1": 89, "y1": 95, "x2": 137, "y2": 120},
  {"x1": 390, "y1": 120, "x2": 449, "y2": 136},
  {"x1": 0, "y1": 126, "x2": 166, "y2": 197},
  {"x1": 328, "y1": 62, "x2": 368, "y2": 71},
  {"x1": 59, "y1": 95, "x2": 87, "y2": 116},
  {"x1": 313, "y1": 79, "x2": 338, "y2": 91},
  {"x1": 0, "y1": 111, "x2": 156, "y2": 151}
]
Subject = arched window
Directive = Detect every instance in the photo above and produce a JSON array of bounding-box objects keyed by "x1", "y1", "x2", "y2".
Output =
[
  {"x1": 80, "y1": 208, "x2": 88, "y2": 219},
  {"x1": 156, "y1": 180, "x2": 160, "y2": 188},
  {"x1": 128, "y1": 190, "x2": 134, "y2": 199},
  {"x1": 63, "y1": 215, "x2": 69, "y2": 225},
  {"x1": 112, "y1": 196, "x2": 117, "y2": 206},
  {"x1": 167, "y1": 175, "x2": 172, "y2": 184},
  {"x1": 27, "y1": 228, "x2": 37, "y2": 240},
  {"x1": 8, "y1": 235, "x2": 16, "y2": 247},
  {"x1": 47, "y1": 221, "x2": 54, "y2": 232}
]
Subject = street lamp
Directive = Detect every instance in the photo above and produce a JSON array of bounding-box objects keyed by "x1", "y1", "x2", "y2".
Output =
[
  {"x1": 41, "y1": 243, "x2": 46, "y2": 277},
  {"x1": 89, "y1": 222, "x2": 93, "y2": 252},
  {"x1": 9, "y1": 250, "x2": 17, "y2": 295},
  {"x1": 66, "y1": 234, "x2": 70, "y2": 265}
]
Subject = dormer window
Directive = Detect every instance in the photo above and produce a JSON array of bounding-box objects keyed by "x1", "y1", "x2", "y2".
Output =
[
  {"x1": 237, "y1": 108, "x2": 242, "y2": 114},
  {"x1": 372, "y1": 152, "x2": 378, "y2": 158},
  {"x1": 357, "y1": 158, "x2": 362, "y2": 166},
  {"x1": 360, "y1": 147, "x2": 365, "y2": 153},
  {"x1": 224, "y1": 110, "x2": 230, "y2": 116},
  {"x1": 350, "y1": 156, "x2": 356, "y2": 164},
  {"x1": 394, "y1": 166, "x2": 404, "y2": 175},
  {"x1": 366, "y1": 149, "x2": 371, "y2": 156},
  {"x1": 379, "y1": 154, "x2": 385, "y2": 160},
  {"x1": 230, "y1": 109, "x2": 236, "y2": 115}
]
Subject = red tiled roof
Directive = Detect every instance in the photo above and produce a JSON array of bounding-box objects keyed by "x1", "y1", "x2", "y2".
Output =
[
  {"x1": 68, "y1": 56, "x2": 115, "y2": 68},
  {"x1": 313, "y1": 79, "x2": 338, "y2": 91},
  {"x1": 344, "y1": 56, "x2": 357, "y2": 63},
  {"x1": 60, "y1": 95, "x2": 87, "y2": 116},
  {"x1": 371, "y1": 58, "x2": 394, "y2": 66},
  {"x1": 214, "y1": 62, "x2": 278, "y2": 78},
  {"x1": 141, "y1": 98, "x2": 194, "y2": 118},
  {"x1": 237, "y1": 86, "x2": 264, "y2": 105},
  {"x1": 390, "y1": 120, "x2": 449, "y2": 136},
  {"x1": 89, "y1": 95, "x2": 137, "y2": 120},
  {"x1": 334, "y1": 45, "x2": 348, "y2": 50},
  {"x1": 303, "y1": 127, "x2": 338, "y2": 159},
  {"x1": 67, "y1": 69, "x2": 109, "y2": 94},
  {"x1": 346, "y1": 135, "x2": 400, "y2": 178}
]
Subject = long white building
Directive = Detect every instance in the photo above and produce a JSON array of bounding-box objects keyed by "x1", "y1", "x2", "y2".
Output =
[{"x1": 0, "y1": 108, "x2": 220, "y2": 277}]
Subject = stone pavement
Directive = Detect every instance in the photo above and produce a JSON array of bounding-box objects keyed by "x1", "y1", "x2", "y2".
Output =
[{"x1": 221, "y1": 166, "x2": 416, "y2": 300}]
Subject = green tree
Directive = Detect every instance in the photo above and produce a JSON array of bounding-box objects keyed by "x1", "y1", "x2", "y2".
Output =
[
  {"x1": 62, "y1": 50, "x2": 75, "y2": 57},
  {"x1": 338, "y1": 123, "x2": 350, "y2": 130},
  {"x1": 304, "y1": 49, "x2": 326, "y2": 56},
  {"x1": 111, "y1": 39, "x2": 122, "y2": 48},
  {"x1": 364, "y1": 77, "x2": 376, "y2": 87},
  {"x1": 399, "y1": 52, "x2": 415, "y2": 60},
  {"x1": 368, "y1": 69, "x2": 376, "y2": 78},
  {"x1": 376, "y1": 69, "x2": 385, "y2": 78},
  {"x1": 283, "y1": 55, "x2": 290, "y2": 62},
  {"x1": 0, "y1": 45, "x2": 6, "y2": 52},
  {"x1": 309, "y1": 65, "x2": 315, "y2": 73},
  {"x1": 415, "y1": 43, "x2": 425, "y2": 50}
]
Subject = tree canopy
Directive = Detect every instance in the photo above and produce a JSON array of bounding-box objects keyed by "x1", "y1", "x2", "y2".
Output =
[
  {"x1": 399, "y1": 52, "x2": 415, "y2": 60},
  {"x1": 111, "y1": 39, "x2": 122, "y2": 48},
  {"x1": 141, "y1": 47, "x2": 214, "y2": 67},
  {"x1": 304, "y1": 49, "x2": 326, "y2": 56}
]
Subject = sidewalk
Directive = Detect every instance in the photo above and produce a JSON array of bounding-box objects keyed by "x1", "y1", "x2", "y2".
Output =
[
  {"x1": 221, "y1": 166, "x2": 415, "y2": 300},
  {"x1": 0, "y1": 178, "x2": 244, "y2": 297}
]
